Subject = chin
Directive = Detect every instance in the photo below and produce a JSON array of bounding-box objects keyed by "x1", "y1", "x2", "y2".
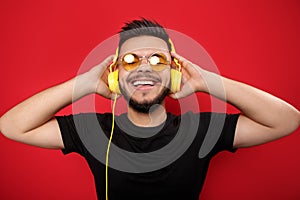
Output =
[
  {"x1": 120, "y1": 86, "x2": 170, "y2": 113},
  {"x1": 131, "y1": 93, "x2": 158, "y2": 103}
]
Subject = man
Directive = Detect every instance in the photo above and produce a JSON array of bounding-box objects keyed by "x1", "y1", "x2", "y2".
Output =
[{"x1": 0, "y1": 18, "x2": 299, "y2": 200}]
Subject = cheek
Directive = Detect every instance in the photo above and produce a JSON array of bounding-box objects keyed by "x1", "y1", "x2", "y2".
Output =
[
  {"x1": 118, "y1": 69, "x2": 128, "y2": 84},
  {"x1": 161, "y1": 70, "x2": 171, "y2": 86}
]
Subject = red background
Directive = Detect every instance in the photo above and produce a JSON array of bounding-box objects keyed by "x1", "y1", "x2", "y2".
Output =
[{"x1": 1, "y1": 0, "x2": 300, "y2": 199}]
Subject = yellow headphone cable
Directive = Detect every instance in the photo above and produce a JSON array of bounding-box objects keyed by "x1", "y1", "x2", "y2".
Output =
[{"x1": 105, "y1": 94, "x2": 117, "y2": 200}]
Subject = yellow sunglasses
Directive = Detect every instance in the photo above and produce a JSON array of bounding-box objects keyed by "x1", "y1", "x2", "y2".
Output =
[{"x1": 120, "y1": 52, "x2": 171, "y2": 71}]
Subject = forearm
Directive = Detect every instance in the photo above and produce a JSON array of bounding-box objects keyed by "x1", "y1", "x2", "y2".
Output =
[
  {"x1": 0, "y1": 74, "x2": 93, "y2": 136},
  {"x1": 202, "y1": 71, "x2": 300, "y2": 133}
]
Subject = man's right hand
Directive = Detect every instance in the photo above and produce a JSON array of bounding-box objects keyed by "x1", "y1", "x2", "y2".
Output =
[{"x1": 80, "y1": 55, "x2": 117, "y2": 99}]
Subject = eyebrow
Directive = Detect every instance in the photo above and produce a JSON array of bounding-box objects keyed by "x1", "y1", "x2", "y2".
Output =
[{"x1": 120, "y1": 48, "x2": 169, "y2": 56}]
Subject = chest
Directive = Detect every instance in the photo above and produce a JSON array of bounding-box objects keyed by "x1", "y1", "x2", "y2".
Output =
[{"x1": 87, "y1": 147, "x2": 210, "y2": 200}]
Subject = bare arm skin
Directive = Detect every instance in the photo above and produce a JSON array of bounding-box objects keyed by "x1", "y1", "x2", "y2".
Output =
[
  {"x1": 0, "y1": 55, "x2": 114, "y2": 149},
  {"x1": 170, "y1": 52, "x2": 300, "y2": 148}
]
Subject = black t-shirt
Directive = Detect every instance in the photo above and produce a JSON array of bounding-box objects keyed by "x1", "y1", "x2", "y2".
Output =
[{"x1": 56, "y1": 112, "x2": 239, "y2": 200}]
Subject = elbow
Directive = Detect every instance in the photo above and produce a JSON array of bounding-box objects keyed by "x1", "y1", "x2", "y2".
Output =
[
  {"x1": 0, "y1": 117, "x2": 11, "y2": 139},
  {"x1": 292, "y1": 109, "x2": 300, "y2": 131},
  {"x1": 0, "y1": 117, "x2": 20, "y2": 140},
  {"x1": 0, "y1": 117, "x2": 5, "y2": 137},
  {"x1": 0, "y1": 117, "x2": 8, "y2": 139},
  {"x1": 279, "y1": 109, "x2": 300, "y2": 136},
  {"x1": 296, "y1": 110, "x2": 300, "y2": 130}
]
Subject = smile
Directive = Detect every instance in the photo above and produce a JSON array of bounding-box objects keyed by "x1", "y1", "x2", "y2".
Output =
[
  {"x1": 129, "y1": 78, "x2": 162, "y2": 90},
  {"x1": 127, "y1": 74, "x2": 162, "y2": 89},
  {"x1": 132, "y1": 80, "x2": 155, "y2": 87}
]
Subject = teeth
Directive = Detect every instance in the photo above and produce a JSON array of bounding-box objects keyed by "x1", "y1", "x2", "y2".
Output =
[{"x1": 133, "y1": 80, "x2": 154, "y2": 86}]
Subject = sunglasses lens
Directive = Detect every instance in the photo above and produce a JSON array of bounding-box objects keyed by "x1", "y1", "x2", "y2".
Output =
[
  {"x1": 122, "y1": 53, "x2": 139, "y2": 71},
  {"x1": 149, "y1": 53, "x2": 168, "y2": 71}
]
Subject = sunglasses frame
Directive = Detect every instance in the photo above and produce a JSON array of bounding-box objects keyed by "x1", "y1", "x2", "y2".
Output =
[{"x1": 119, "y1": 52, "x2": 172, "y2": 72}]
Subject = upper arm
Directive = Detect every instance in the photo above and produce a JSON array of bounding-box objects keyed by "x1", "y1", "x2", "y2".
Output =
[
  {"x1": 2, "y1": 118, "x2": 65, "y2": 149},
  {"x1": 233, "y1": 115, "x2": 284, "y2": 148}
]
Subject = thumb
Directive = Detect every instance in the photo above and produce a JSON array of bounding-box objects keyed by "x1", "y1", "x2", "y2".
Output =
[
  {"x1": 169, "y1": 91, "x2": 185, "y2": 99},
  {"x1": 169, "y1": 82, "x2": 195, "y2": 99}
]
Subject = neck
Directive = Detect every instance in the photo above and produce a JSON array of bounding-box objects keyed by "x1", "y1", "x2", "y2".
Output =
[{"x1": 127, "y1": 102, "x2": 167, "y2": 127}]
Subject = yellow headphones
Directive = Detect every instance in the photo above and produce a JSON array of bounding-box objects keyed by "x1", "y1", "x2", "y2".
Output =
[{"x1": 107, "y1": 38, "x2": 182, "y2": 94}]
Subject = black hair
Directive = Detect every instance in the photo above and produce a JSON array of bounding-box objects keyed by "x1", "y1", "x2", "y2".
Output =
[{"x1": 118, "y1": 18, "x2": 172, "y2": 51}]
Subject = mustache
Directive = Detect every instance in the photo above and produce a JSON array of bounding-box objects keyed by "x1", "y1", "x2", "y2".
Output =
[{"x1": 126, "y1": 73, "x2": 162, "y2": 83}]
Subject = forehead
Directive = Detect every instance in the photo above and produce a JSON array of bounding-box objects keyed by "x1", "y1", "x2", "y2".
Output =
[{"x1": 119, "y1": 35, "x2": 169, "y2": 55}]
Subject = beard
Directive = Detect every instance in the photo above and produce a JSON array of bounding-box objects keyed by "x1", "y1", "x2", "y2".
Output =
[{"x1": 119, "y1": 84, "x2": 170, "y2": 114}]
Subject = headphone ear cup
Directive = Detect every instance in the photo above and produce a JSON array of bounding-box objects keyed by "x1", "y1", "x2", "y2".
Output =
[
  {"x1": 170, "y1": 68, "x2": 182, "y2": 93},
  {"x1": 108, "y1": 69, "x2": 121, "y2": 94}
]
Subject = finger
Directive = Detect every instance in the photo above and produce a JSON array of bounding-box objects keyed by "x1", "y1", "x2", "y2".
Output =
[
  {"x1": 111, "y1": 93, "x2": 122, "y2": 100},
  {"x1": 91, "y1": 54, "x2": 116, "y2": 76},
  {"x1": 107, "y1": 92, "x2": 122, "y2": 101},
  {"x1": 173, "y1": 51, "x2": 205, "y2": 73},
  {"x1": 171, "y1": 52, "x2": 196, "y2": 68},
  {"x1": 96, "y1": 84, "x2": 121, "y2": 100},
  {"x1": 170, "y1": 51, "x2": 181, "y2": 60},
  {"x1": 169, "y1": 74, "x2": 198, "y2": 99},
  {"x1": 169, "y1": 90, "x2": 186, "y2": 99},
  {"x1": 101, "y1": 54, "x2": 116, "y2": 72},
  {"x1": 170, "y1": 52, "x2": 190, "y2": 65},
  {"x1": 103, "y1": 54, "x2": 116, "y2": 68}
]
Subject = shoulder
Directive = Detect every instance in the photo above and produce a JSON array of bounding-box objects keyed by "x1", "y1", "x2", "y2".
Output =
[
  {"x1": 57, "y1": 112, "x2": 112, "y2": 122},
  {"x1": 56, "y1": 112, "x2": 114, "y2": 133}
]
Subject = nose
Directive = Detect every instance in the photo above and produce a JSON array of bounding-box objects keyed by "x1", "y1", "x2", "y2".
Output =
[{"x1": 137, "y1": 59, "x2": 152, "y2": 72}]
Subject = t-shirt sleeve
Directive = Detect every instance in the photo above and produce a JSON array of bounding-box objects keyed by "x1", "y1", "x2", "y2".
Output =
[
  {"x1": 199, "y1": 112, "x2": 240, "y2": 157},
  {"x1": 216, "y1": 113, "x2": 240, "y2": 153},
  {"x1": 56, "y1": 115, "x2": 86, "y2": 155}
]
